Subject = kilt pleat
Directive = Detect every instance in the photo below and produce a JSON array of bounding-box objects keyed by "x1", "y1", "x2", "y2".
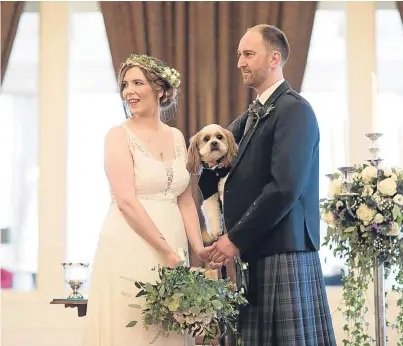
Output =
[{"x1": 229, "y1": 251, "x2": 336, "y2": 346}]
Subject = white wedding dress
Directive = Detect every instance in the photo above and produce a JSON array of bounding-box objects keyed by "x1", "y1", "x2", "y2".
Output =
[{"x1": 81, "y1": 124, "x2": 195, "y2": 346}]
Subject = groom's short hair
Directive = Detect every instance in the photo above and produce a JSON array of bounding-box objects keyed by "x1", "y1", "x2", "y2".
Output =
[{"x1": 247, "y1": 24, "x2": 290, "y2": 66}]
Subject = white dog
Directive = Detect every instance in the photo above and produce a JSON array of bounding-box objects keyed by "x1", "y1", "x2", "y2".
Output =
[{"x1": 187, "y1": 124, "x2": 238, "y2": 240}]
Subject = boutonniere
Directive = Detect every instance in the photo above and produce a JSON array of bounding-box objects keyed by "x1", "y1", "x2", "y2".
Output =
[{"x1": 248, "y1": 100, "x2": 275, "y2": 123}]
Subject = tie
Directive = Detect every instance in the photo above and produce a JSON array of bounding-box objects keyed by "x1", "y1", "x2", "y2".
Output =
[{"x1": 243, "y1": 100, "x2": 262, "y2": 137}]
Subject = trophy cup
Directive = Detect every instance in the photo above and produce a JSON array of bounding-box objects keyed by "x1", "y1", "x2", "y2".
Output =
[{"x1": 62, "y1": 262, "x2": 89, "y2": 299}]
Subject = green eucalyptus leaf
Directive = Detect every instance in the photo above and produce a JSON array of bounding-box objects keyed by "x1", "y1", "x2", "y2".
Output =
[
  {"x1": 393, "y1": 205, "x2": 401, "y2": 220},
  {"x1": 126, "y1": 320, "x2": 137, "y2": 328},
  {"x1": 128, "y1": 304, "x2": 141, "y2": 309}
]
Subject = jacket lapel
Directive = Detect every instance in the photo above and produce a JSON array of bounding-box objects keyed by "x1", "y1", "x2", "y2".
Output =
[{"x1": 227, "y1": 80, "x2": 291, "y2": 180}]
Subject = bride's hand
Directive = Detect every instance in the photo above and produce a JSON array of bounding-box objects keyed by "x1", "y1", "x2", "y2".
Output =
[
  {"x1": 164, "y1": 251, "x2": 183, "y2": 268},
  {"x1": 196, "y1": 245, "x2": 212, "y2": 263}
]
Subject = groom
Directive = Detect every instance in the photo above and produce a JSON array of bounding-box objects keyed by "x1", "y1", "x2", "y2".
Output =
[{"x1": 200, "y1": 25, "x2": 337, "y2": 345}]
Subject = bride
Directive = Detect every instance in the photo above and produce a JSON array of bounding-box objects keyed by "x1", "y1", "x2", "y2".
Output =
[{"x1": 81, "y1": 54, "x2": 212, "y2": 346}]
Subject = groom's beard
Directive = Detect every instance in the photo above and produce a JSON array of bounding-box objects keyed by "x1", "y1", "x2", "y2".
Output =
[{"x1": 241, "y1": 68, "x2": 269, "y2": 89}]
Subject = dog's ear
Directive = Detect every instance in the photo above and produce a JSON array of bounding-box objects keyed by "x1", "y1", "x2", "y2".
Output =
[
  {"x1": 186, "y1": 134, "x2": 202, "y2": 175},
  {"x1": 223, "y1": 128, "x2": 238, "y2": 164}
]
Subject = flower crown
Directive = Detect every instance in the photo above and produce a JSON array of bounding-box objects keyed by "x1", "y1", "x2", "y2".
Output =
[{"x1": 124, "y1": 53, "x2": 181, "y2": 89}]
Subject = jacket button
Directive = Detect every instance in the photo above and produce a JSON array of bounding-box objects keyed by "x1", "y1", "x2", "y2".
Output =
[
  {"x1": 246, "y1": 212, "x2": 250, "y2": 216},
  {"x1": 238, "y1": 221, "x2": 242, "y2": 224}
]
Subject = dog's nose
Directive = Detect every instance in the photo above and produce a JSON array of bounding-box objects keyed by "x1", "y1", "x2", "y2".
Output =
[{"x1": 211, "y1": 141, "x2": 218, "y2": 147}]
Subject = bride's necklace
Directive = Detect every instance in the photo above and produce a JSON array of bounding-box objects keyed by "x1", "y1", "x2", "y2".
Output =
[{"x1": 145, "y1": 135, "x2": 164, "y2": 162}]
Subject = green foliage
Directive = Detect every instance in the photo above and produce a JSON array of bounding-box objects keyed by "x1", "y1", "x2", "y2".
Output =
[
  {"x1": 126, "y1": 262, "x2": 248, "y2": 344},
  {"x1": 320, "y1": 164, "x2": 403, "y2": 345}
]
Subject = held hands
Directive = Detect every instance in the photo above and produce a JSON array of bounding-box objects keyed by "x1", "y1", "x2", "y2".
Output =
[
  {"x1": 196, "y1": 234, "x2": 239, "y2": 269},
  {"x1": 208, "y1": 234, "x2": 239, "y2": 263}
]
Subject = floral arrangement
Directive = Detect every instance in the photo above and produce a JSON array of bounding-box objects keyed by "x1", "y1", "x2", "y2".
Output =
[
  {"x1": 247, "y1": 100, "x2": 275, "y2": 124},
  {"x1": 320, "y1": 163, "x2": 403, "y2": 345},
  {"x1": 125, "y1": 53, "x2": 181, "y2": 88},
  {"x1": 126, "y1": 263, "x2": 248, "y2": 345}
]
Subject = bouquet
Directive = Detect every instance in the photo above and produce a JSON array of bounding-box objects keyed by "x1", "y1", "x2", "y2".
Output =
[
  {"x1": 320, "y1": 164, "x2": 403, "y2": 261},
  {"x1": 126, "y1": 262, "x2": 248, "y2": 344},
  {"x1": 319, "y1": 164, "x2": 403, "y2": 345}
]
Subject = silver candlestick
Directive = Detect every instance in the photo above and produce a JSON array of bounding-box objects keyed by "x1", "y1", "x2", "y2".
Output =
[
  {"x1": 337, "y1": 166, "x2": 358, "y2": 217},
  {"x1": 366, "y1": 133, "x2": 384, "y2": 168},
  {"x1": 365, "y1": 132, "x2": 386, "y2": 346}
]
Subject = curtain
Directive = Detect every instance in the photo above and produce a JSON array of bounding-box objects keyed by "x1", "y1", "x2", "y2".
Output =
[
  {"x1": 397, "y1": 2, "x2": 403, "y2": 24},
  {"x1": 1, "y1": 1, "x2": 24, "y2": 84},
  {"x1": 100, "y1": 1, "x2": 317, "y2": 138}
]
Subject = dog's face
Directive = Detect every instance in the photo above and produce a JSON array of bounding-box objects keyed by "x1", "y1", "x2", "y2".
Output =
[{"x1": 187, "y1": 124, "x2": 238, "y2": 174}]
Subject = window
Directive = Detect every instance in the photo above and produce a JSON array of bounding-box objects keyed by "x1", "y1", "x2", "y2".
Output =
[
  {"x1": 375, "y1": 2, "x2": 403, "y2": 167},
  {"x1": 300, "y1": 4, "x2": 348, "y2": 284},
  {"x1": 375, "y1": 2, "x2": 403, "y2": 289},
  {"x1": 0, "y1": 5, "x2": 39, "y2": 291},
  {"x1": 66, "y1": 2, "x2": 123, "y2": 271}
]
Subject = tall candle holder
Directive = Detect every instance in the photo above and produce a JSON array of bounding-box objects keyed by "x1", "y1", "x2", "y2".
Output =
[
  {"x1": 365, "y1": 132, "x2": 386, "y2": 346},
  {"x1": 326, "y1": 132, "x2": 386, "y2": 346},
  {"x1": 337, "y1": 166, "x2": 358, "y2": 217}
]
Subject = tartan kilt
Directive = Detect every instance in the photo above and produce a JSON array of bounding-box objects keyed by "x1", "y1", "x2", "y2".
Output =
[{"x1": 228, "y1": 251, "x2": 336, "y2": 346}]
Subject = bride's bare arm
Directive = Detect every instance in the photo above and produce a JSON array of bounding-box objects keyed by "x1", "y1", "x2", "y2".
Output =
[
  {"x1": 104, "y1": 126, "x2": 178, "y2": 261},
  {"x1": 176, "y1": 130, "x2": 209, "y2": 262},
  {"x1": 178, "y1": 182, "x2": 205, "y2": 256}
]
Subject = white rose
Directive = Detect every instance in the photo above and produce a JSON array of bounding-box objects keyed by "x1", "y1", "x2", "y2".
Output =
[
  {"x1": 361, "y1": 166, "x2": 378, "y2": 182},
  {"x1": 391, "y1": 173, "x2": 398, "y2": 181},
  {"x1": 387, "y1": 222, "x2": 401, "y2": 236},
  {"x1": 374, "y1": 213, "x2": 384, "y2": 224},
  {"x1": 356, "y1": 204, "x2": 376, "y2": 223},
  {"x1": 378, "y1": 178, "x2": 397, "y2": 196},
  {"x1": 362, "y1": 185, "x2": 374, "y2": 197},
  {"x1": 383, "y1": 168, "x2": 392, "y2": 177},
  {"x1": 352, "y1": 172, "x2": 361, "y2": 181},
  {"x1": 328, "y1": 179, "x2": 342, "y2": 198},
  {"x1": 393, "y1": 194, "x2": 403, "y2": 206}
]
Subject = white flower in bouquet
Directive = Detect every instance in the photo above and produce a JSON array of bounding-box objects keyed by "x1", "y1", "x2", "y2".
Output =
[
  {"x1": 356, "y1": 204, "x2": 376, "y2": 224},
  {"x1": 371, "y1": 192, "x2": 382, "y2": 205},
  {"x1": 374, "y1": 213, "x2": 384, "y2": 224},
  {"x1": 378, "y1": 178, "x2": 397, "y2": 196},
  {"x1": 387, "y1": 222, "x2": 401, "y2": 237},
  {"x1": 362, "y1": 185, "x2": 374, "y2": 197},
  {"x1": 361, "y1": 165, "x2": 378, "y2": 182},
  {"x1": 391, "y1": 173, "x2": 398, "y2": 181},
  {"x1": 393, "y1": 194, "x2": 403, "y2": 206},
  {"x1": 336, "y1": 201, "x2": 344, "y2": 209},
  {"x1": 328, "y1": 179, "x2": 342, "y2": 197}
]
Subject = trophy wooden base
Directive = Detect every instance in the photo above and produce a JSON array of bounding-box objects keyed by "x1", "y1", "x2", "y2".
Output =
[{"x1": 50, "y1": 298, "x2": 88, "y2": 317}]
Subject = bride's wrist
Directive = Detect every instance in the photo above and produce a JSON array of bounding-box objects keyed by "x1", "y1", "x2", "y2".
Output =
[
  {"x1": 160, "y1": 247, "x2": 176, "y2": 258},
  {"x1": 194, "y1": 244, "x2": 204, "y2": 257}
]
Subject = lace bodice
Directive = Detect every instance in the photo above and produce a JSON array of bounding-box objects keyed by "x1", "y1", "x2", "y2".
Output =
[{"x1": 111, "y1": 125, "x2": 190, "y2": 204}]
